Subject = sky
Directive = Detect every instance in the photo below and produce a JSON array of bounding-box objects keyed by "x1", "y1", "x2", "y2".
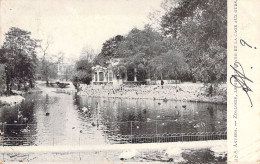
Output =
[{"x1": 0, "y1": 0, "x2": 163, "y2": 60}]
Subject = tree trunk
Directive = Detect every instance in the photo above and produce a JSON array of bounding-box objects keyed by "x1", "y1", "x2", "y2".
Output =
[
  {"x1": 175, "y1": 70, "x2": 177, "y2": 88},
  {"x1": 18, "y1": 82, "x2": 21, "y2": 91},
  {"x1": 29, "y1": 80, "x2": 33, "y2": 88}
]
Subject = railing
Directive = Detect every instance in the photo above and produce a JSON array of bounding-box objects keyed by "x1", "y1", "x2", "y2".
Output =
[
  {"x1": 118, "y1": 131, "x2": 227, "y2": 143},
  {"x1": 0, "y1": 122, "x2": 227, "y2": 146}
]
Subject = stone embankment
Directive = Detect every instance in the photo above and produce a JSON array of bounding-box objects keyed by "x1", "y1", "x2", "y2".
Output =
[{"x1": 77, "y1": 83, "x2": 227, "y2": 104}]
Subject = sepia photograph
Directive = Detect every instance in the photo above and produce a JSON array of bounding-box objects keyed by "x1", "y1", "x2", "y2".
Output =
[{"x1": 0, "y1": 0, "x2": 227, "y2": 163}]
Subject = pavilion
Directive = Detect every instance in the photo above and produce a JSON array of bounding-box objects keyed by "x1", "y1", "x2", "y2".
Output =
[{"x1": 91, "y1": 58, "x2": 137, "y2": 86}]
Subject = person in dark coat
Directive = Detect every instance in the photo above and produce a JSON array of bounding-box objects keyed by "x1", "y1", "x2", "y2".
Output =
[{"x1": 161, "y1": 80, "x2": 164, "y2": 88}]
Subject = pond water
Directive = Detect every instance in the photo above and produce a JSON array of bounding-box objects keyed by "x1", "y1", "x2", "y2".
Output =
[{"x1": 0, "y1": 84, "x2": 227, "y2": 162}]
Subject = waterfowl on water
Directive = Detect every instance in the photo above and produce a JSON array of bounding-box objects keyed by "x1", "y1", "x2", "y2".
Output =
[
  {"x1": 158, "y1": 102, "x2": 161, "y2": 105},
  {"x1": 182, "y1": 105, "x2": 186, "y2": 108},
  {"x1": 82, "y1": 107, "x2": 88, "y2": 112},
  {"x1": 46, "y1": 112, "x2": 50, "y2": 116},
  {"x1": 91, "y1": 122, "x2": 96, "y2": 126}
]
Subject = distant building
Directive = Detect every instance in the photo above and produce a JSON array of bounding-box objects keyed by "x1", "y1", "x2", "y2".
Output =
[
  {"x1": 91, "y1": 58, "x2": 137, "y2": 86},
  {"x1": 56, "y1": 62, "x2": 74, "y2": 81}
]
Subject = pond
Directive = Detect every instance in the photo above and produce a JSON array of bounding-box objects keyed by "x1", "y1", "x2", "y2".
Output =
[{"x1": 0, "y1": 84, "x2": 227, "y2": 146}]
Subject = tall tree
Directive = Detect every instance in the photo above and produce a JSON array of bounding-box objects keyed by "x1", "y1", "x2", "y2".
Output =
[
  {"x1": 117, "y1": 25, "x2": 166, "y2": 80},
  {"x1": 160, "y1": 0, "x2": 227, "y2": 83},
  {"x1": 150, "y1": 49, "x2": 189, "y2": 86},
  {"x1": 72, "y1": 57, "x2": 93, "y2": 85},
  {"x1": 39, "y1": 39, "x2": 64, "y2": 85},
  {"x1": 94, "y1": 35, "x2": 124, "y2": 66},
  {"x1": 1, "y1": 27, "x2": 38, "y2": 93}
]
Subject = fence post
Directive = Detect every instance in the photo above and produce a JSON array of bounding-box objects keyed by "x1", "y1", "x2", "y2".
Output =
[
  {"x1": 156, "y1": 120, "x2": 157, "y2": 142},
  {"x1": 2, "y1": 123, "x2": 4, "y2": 147},
  {"x1": 130, "y1": 121, "x2": 133, "y2": 143},
  {"x1": 52, "y1": 126, "x2": 54, "y2": 146}
]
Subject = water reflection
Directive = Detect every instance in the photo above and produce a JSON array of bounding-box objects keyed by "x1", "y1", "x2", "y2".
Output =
[
  {"x1": 0, "y1": 89, "x2": 226, "y2": 146},
  {"x1": 76, "y1": 96, "x2": 226, "y2": 137}
]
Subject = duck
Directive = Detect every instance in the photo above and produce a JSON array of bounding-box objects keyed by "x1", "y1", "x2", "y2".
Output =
[
  {"x1": 119, "y1": 149, "x2": 137, "y2": 160},
  {"x1": 91, "y1": 122, "x2": 96, "y2": 126},
  {"x1": 158, "y1": 102, "x2": 161, "y2": 105},
  {"x1": 182, "y1": 105, "x2": 186, "y2": 108},
  {"x1": 21, "y1": 126, "x2": 30, "y2": 133},
  {"x1": 193, "y1": 124, "x2": 200, "y2": 128},
  {"x1": 82, "y1": 107, "x2": 88, "y2": 113},
  {"x1": 46, "y1": 112, "x2": 50, "y2": 116}
]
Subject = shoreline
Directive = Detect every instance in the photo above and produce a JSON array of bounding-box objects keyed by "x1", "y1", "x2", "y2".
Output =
[
  {"x1": 0, "y1": 88, "x2": 42, "y2": 107},
  {"x1": 0, "y1": 95, "x2": 25, "y2": 107},
  {"x1": 77, "y1": 83, "x2": 227, "y2": 104}
]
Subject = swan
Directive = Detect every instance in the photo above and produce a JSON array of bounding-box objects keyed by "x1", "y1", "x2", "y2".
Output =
[
  {"x1": 82, "y1": 107, "x2": 88, "y2": 112},
  {"x1": 119, "y1": 149, "x2": 137, "y2": 160}
]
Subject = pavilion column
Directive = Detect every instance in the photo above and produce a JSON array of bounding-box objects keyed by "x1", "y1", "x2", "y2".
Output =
[
  {"x1": 97, "y1": 71, "x2": 100, "y2": 82},
  {"x1": 125, "y1": 70, "x2": 128, "y2": 82},
  {"x1": 134, "y1": 68, "x2": 137, "y2": 82},
  {"x1": 93, "y1": 72, "x2": 96, "y2": 82},
  {"x1": 104, "y1": 71, "x2": 107, "y2": 82}
]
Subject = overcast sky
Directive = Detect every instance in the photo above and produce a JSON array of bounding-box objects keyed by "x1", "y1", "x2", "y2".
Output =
[{"x1": 0, "y1": 0, "x2": 162, "y2": 59}]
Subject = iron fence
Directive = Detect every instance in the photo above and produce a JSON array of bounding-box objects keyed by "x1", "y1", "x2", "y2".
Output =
[{"x1": 0, "y1": 122, "x2": 227, "y2": 146}]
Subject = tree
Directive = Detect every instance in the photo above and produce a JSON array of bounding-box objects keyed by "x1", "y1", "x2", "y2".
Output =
[
  {"x1": 150, "y1": 49, "x2": 189, "y2": 87},
  {"x1": 38, "y1": 39, "x2": 63, "y2": 85},
  {"x1": 72, "y1": 57, "x2": 93, "y2": 85},
  {"x1": 1, "y1": 27, "x2": 38, "y2": 93},
  {"x1": 80, "y1": 45, "x2": 96, "y2": 62},
  {"x1": 117, "y1": 25, "x2": 166, "y2": 80},
  {"x1": 159, "y1": 0, "x2": 227, "y2": 83},
  {"x1": 93, "y1": 35, "x2": 124, "y2": 66}
]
